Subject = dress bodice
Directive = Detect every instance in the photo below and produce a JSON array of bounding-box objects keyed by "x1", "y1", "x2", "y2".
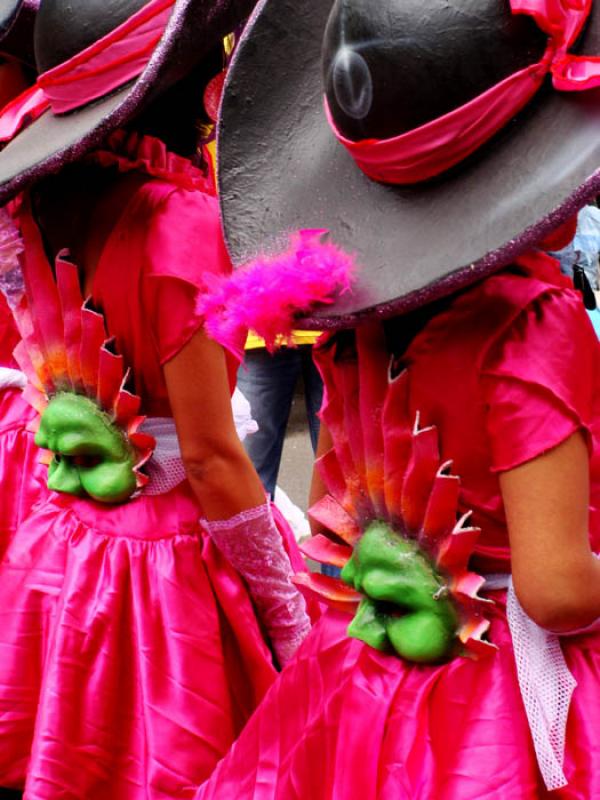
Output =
[
  {"x1": 19, "y1": 131, "x2": 238, "y2": 417},
  {"x1": 317, "y1": 252, "x2": 600, "y2": 573}
]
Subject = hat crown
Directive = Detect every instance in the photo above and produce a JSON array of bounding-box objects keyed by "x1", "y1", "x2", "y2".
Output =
[
  {"x1": 35, "y1": 0, "x2": 149, "y2": 73},
  {"x1": 323, "y1": 0, "x2": 547, "y2": 141}
]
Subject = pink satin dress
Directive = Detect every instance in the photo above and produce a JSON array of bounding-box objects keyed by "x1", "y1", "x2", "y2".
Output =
[
  {"x1": 0, "y1": 295, "x2": 19, "y2": 367},
  {"x1": 0, "y1": 389, "x2": 46, "y2": 552},
  {"x1": 196, "y1": 255, "x2": 600, "y2": 799},
  {"x1": 0, "y1": 133, "x2": 300, "y2": 799}
]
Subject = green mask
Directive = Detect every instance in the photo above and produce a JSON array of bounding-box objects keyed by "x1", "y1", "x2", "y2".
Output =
[
  {"x1": 342, "y1": 520, "x2": 458, "y2": 663},
  {"x1": 35, "y1": 393, "x2": 137, "y2": 504}
]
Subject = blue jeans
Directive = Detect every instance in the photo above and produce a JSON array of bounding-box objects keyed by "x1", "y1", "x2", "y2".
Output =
[{"x1": 237, "y1": 346, "x2": 323, "y2": 498}]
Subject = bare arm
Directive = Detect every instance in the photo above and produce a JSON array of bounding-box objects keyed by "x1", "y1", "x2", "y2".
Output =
[
  {"x1": 163, "y1": 328, "x2": 265, "y2": 520},
  {"x1": 500, "y1": 430, "x2": 600, "y2": 632},
  {"x1": 164, "y1": 329, "x2": 311, "y2": 664},
  {"x1": 308, "y1": 421, "x2": 333, "y2": 536}
]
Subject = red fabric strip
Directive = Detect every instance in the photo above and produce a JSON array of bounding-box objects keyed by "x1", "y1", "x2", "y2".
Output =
[
  {"x1": 0, "y1": 85, "x2": 48, "y2": 142},
  {"x1": 39, "y1": 0, "x2": 175, "y2": 114},
  {"x1": 326, "y1": 56, "x2": 549, "y2": 185}
]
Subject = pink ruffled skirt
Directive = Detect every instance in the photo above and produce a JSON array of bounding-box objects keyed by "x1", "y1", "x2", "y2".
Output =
[
  {"x1": 0, "y1": 480, "x2": 281, "y2": 799},
  {"x1": 196, "y1": 604, "x2": 600, "y2": 800}
]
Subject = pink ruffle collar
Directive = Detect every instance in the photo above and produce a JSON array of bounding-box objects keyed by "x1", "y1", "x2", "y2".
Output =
[{"x1": 88, "y1": 130, "x2": 216, "y2": 195}]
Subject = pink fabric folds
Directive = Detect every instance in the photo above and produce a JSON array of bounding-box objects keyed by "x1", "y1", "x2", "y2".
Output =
[
  {"x1": 328, "y1": 0, "x2": 600, "y2": 184},
  {"x1": 0, "y1": 0, "x2": 175, "y2": 142},
  {"x1": 81, "y1": 159, "x2": 237, "y2": 415},
  {"x1": 0, "y1": 485, "x2": 280, "y2": 797},
  {"x1": 0, "y1": 86, "x2": 48, "y2": 144},
  {"x1": 195, "y1": 605, "x2": 600, "y2": 800},
  {"x1": 0, "y1": 389, "x2": 47, "y2": 559},
  {"x1": 193, "y1": 252, "x2": 600, "y2": 800},
  {"x1": 91, "y1": 130, "x2": 217, "y2": 195},
  {"x1": 0, "y1": 131, "x2": 317, "y2": 797},
  {"x1": 0, "y1": 296, "x2": 19, "y2": 366},
  {"x1": 39, "y1": 0, "x2": 175, "y2": 114}
]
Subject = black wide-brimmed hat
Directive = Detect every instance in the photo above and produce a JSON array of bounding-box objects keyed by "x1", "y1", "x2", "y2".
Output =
[
  {"x1": 218, "y1": 0, "x2": 600, "y2": 327},
  {"x1": 0, "y1": 0, "x2": 256, "y2": 204}
]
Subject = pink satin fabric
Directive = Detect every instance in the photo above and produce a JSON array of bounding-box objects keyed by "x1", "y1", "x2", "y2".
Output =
[
  {"x1": 40, "y1": 0, "x2": 175, "y2": 114},
  {"x1": 328, "y1": 0, "x2": 600, "y2": 184},
  {"x1": 0, "y1": 86, "x2": 47, "y2": 143},
  {"x1": 83, "y1": 133, "x2": 237, "y2": 416},
  {"x1": 0, "y1": 295, "x2": 19, "y2": 367},
  {"x1": 91, "y1": 129, "x2": 216, "y2": 195},
  {"x1": 0, "y1": 483, "x2": 283, "y2": 797},
  {"x1": 0, "y1": 389, "x2": 47, "y2": 556},
  {"x1": 196, "y1": 605, "x2": 600, "y2": 800},
  {"x1": 0, "y1": 136, "x2": 311, "y2": 797},
  {"x1": 0, "y1": 390, "x2": 48, "y2": 789},
  {"x1": 193, "y1": 254, "x2": 600, "y2": 798},
  {"x1": 0, "y1": 0, "x2": 175, "y2": 141},
  {"x1": 406, "y1": 251, "x2": 600, "y2": 572},
  {"x1": 316, "y1": 251, "x2": 600, "y2": 575},
  {"x1": 324, "y1": 57, "x2": 549, "y2": 185}
]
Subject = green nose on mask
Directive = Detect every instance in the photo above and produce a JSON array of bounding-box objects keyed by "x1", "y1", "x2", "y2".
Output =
[
  {"x1": 35, "y1": 393, "x2": 138, "y2": 504},
  {"x1": 341, "y1": 521, "x2": 458, "y2": 663}
]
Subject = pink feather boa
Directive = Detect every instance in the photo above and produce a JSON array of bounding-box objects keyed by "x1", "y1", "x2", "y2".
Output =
[{"x1": 198, "y1": 230, "x2": 356, "y2": 358}]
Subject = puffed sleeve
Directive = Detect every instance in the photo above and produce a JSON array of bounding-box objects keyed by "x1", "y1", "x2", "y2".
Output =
[
  {"x1": 142, "y1": 187, "x2": 233, "y2": 365},
  {"x1": 480, "y1": 288, "x2": 598, "y2": 472}
]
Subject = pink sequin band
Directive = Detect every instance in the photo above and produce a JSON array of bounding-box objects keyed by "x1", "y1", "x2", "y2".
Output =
[
  {"x1": 328, "y1": 0, "x2": 600, "y2": 185},
  {"x1": 0, "y1": 0, "x2": 175, "y2": 141}
]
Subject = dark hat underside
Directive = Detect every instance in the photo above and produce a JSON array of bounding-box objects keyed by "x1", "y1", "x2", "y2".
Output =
[{"x1": 218, "y1": 0, "x2": 600, "y2": 327}]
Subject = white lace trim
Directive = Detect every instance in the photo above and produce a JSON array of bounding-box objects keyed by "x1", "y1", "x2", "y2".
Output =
[
  {"x1": 199, "y1": 500, "x2": 311, "y2": 666},
  {"x1": 483, "y1": 573, "x2": 584, "y2": 790},
  {"x1": 142, "y1": 388, "x2": 258, "y2": 495},
  {"x1": 201, "y1": 501, "x2": 269, "y2": 530},
  {"x1": 506, "y1": 579, "x2": 577, "y2": 791},
  {"x1": 139, "y1": 417, "x2": 187, "y2": 496}
]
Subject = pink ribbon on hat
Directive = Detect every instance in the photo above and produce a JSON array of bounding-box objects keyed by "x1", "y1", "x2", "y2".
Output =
[
  {"x1": 0, "y1": 0, "x2": 175, "y2": 142},
  {"x1": 328, "y1": 0, "x2": 600, "y2": 185}
]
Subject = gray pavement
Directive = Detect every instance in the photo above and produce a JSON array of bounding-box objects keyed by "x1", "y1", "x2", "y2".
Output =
[{"x1": 277, "y1": 385, "x2": 315, "y2": 513}]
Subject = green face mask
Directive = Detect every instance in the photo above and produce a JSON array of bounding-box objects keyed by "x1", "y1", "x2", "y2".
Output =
[
  {"x1": 35, "y1": 393, "x2": 137, "y2": 504},
  {"x1": 341, "y1": 520, "x2": 458, "y2": 663}
]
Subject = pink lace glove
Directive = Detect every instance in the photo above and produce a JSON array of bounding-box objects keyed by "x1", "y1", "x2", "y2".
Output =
[{"x1": 200, "y1": 502, "x2": 311, "y2": 666}]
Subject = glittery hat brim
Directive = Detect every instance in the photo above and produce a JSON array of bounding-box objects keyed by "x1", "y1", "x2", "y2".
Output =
[
  {"x1": 0, "y1": 0, "x2": 256, "y2": 205},
  {"x1": 218, "y1": 0, "x2": 600, "y2": 328}
]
